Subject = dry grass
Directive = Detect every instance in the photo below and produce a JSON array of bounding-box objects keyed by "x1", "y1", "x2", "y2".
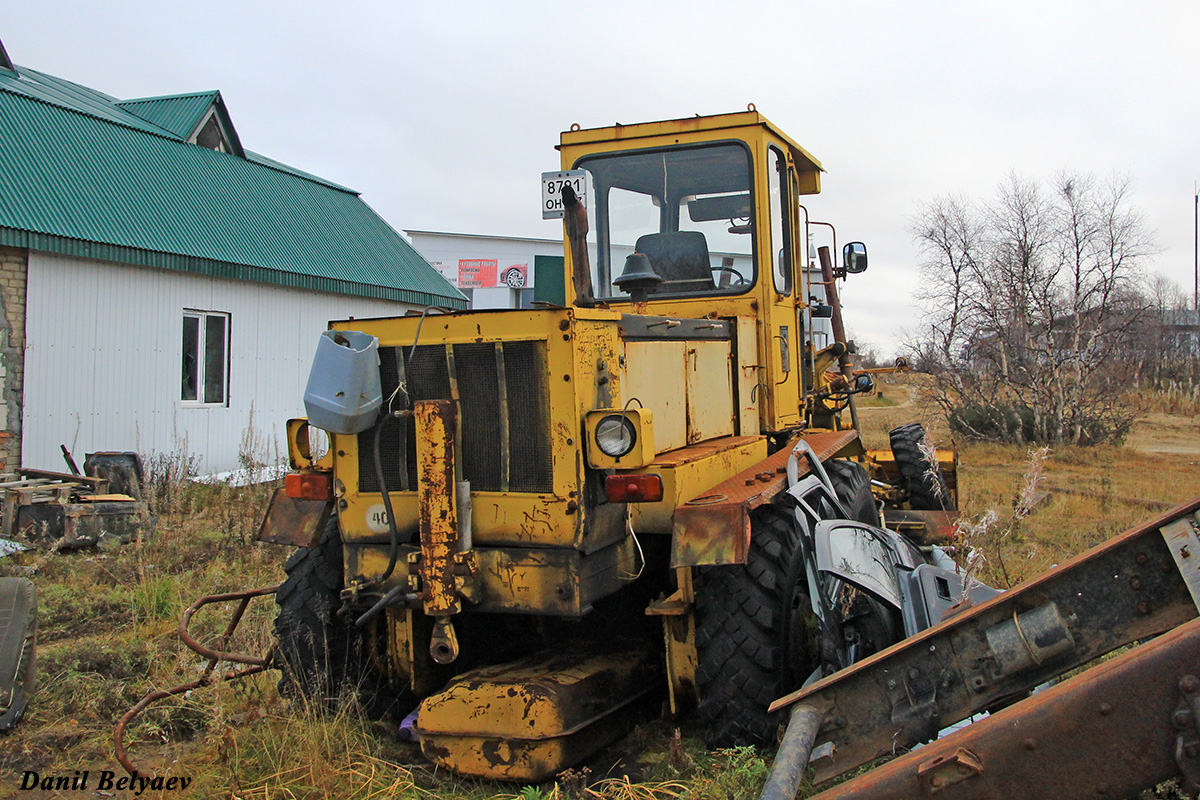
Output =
[
  {"x1": 857, "y1": 374, "x2": 1200, "y2": 587},
  {"x1": 1131, "y1": 384, "x2": 1200, "y2": 417},
  {"x1": 2, "y1": 394, "x2": 1198, "y2": 798},
  {"x1": 0, "y1": 478, "x2": 282, "y2": 799},
  {"x1": 0, "y1": 479, "x2": 775, "y2": 800}
]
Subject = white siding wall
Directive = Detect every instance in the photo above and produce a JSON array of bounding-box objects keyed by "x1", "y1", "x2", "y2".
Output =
[{"x1": 24, "y1": 252, "x2": 420, "y2": 475}]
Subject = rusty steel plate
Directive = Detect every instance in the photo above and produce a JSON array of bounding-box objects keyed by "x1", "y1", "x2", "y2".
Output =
[
  {"x1": 255, "y1": 489, "x2": 331, "y2": 548},
  {"x1": 769, "y1": 496, "x2": 1200, "y2": 786}
]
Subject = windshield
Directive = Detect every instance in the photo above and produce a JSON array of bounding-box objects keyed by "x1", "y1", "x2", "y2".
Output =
[{"x1": 575, "y1": 142, "x2": 755, "y2": 301}]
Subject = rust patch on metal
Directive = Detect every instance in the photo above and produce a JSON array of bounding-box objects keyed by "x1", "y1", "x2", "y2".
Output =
[
  {"x1": 256, "y1": 489, "x2": 331, "y2": 547},
  {"x1": 916, "y1": 748, "x2": 983, "y2": 793},
  {"x1": 415, "y1": 400, "x2": 461, "y2": 617}
]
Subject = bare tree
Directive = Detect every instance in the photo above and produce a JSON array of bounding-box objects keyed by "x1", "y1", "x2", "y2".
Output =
[{"x1": 907, "y1": 172, "x2": 1156, "y2": 445}]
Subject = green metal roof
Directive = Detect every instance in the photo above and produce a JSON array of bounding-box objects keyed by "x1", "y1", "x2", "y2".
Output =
[
  {"x1": 0, "y1": 64, "x2": 466, "y2": 308},
  {"x1": 116, "y1": 91, "x2": 223, "y2": 139},
  {"x1": 2, "y1": 66, "x2": 178, "y2": 137}
]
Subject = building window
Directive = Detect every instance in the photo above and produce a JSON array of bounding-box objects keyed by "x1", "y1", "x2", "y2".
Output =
[
  {"x1": 192, "y1": 111, "x2": 230, "y2": 153},
  {"x1": 182, "y1": 311, "x2": 229, "y2": 405}
]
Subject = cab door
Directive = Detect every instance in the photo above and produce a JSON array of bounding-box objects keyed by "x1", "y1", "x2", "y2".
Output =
[{"x1": 763, "y1": 144, "x2": 803, "y2": 427}]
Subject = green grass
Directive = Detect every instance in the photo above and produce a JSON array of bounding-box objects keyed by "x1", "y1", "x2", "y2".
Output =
[{"x1": 854, "y1": 392, "x2": 898, "y2": 408}]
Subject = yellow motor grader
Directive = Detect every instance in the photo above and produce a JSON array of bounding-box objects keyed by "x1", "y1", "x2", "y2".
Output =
[{"x1": 257, "y1": 109, "x2": 963, "y2": 782}]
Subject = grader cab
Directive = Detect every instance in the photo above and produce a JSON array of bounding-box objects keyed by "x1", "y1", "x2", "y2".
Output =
[{"x1": 258, "y1": 109, "x2": 962, "y2": 782}]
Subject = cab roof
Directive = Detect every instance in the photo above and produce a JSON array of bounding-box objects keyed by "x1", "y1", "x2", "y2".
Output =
[{"x1": 559, "y1": 109, "x2": 823, "y2": 176}]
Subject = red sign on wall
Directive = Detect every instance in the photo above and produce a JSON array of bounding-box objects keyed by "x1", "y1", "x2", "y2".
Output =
[{"x1": 458, "y1": 259, "x2": 498, "y2": 288}]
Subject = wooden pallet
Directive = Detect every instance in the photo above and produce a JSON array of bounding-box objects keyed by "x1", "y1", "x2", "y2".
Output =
[{"x1": 0, "y1": 469, "x2": 111, "y2": 541}]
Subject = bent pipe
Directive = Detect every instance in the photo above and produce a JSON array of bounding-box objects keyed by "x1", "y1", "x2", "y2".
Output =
[{"x1": 114, "y1": 586, "x2": 279, "y2": 777}]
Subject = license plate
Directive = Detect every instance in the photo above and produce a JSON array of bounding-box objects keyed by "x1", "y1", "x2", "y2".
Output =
[{"x1": 541, "y1": 170, "x2": 589, "y2": 219}]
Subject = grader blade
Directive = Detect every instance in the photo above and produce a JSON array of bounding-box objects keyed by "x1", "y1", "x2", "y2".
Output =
[
  {"x1": 762, "y1": 497, "x2": 1200, "y2": 798},
  {"x1": 804, "y1": 617, "x2": 1200, "y2": 799}
]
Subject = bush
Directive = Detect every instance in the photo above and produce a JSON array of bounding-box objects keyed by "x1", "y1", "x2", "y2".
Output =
[{"x1": 949, "y1": 403, "x2": 1130, "y2": 445}]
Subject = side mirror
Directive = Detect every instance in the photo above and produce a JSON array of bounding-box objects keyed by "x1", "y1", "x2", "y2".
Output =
[{"x1": 843, "y1": 241, "x2": 868, "y2": 274}]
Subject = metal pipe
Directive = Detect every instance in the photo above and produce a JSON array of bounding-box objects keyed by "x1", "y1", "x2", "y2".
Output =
[
  {"x1": 563, "y1": 185, "x2": 594, "y2": 305},
  {"x1": 116, "y1": 586, "x2": 279, "y2": 776},
  {"x1": 177, "y1": 586, "x2": 279, "y2": 665},
  {"x1": 816, "y1": 246, "x2": 859, "y2": 432},
  {"x1": 372, "y1": 412, "x2": 405, "y2": 584},
  {"x1": 760, "y1": 704, "x2": 823, "y2": 800},
  {"x1": 355, "y1": 584, "x2": 415, "y2": 628}
]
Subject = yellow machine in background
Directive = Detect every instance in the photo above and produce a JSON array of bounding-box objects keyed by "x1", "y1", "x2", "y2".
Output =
[{"x1": 261, "y1": 109, "x2": 957, "y2": 781}]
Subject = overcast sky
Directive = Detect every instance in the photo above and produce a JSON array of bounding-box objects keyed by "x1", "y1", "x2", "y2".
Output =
[{"x1": 7, "y1": 1, "x2": 1198, "y2": 354}]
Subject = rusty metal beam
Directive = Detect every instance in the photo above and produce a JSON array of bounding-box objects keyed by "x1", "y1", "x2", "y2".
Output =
[
  {"x1": 414, "y1": 400, "x2": 461, "y2": 618},
  {"x1": 769, "y1": 498, "x2": 1200, "y2": 785},
  {"x1": 672, "y1": 430, "x2": 862, "y2": 567},
  {"x1": 807, "y1": 617, "x2": 1200, "y2": 800}
]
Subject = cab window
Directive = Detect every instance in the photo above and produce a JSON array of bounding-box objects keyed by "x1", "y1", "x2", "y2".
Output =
[
  {"x1": 575, "y1": 142, "x2": 755, "y2": 301},
  {"x1": 769, "y1": 146, "x2": 791, "y2": 295}
]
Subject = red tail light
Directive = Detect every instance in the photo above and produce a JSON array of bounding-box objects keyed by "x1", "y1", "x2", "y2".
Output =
[
  {"x1": 285, "y1": 471, "x2": 334, "y2": 501},
  {"x1": 605, "y1": 474, "x2": 664, "y2": 503}
]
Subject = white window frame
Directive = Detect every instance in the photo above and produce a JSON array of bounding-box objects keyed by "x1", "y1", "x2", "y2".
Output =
[{"x1": 181, "y1": 309, "x2": 230, "y2": 407}]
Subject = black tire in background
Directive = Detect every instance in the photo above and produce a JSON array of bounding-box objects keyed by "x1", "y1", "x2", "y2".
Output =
[
  {"x1": 889, "y1": 422, "x2": 953, "y2": 511},
  {"x1": 694, "y1": 459, "x2": 878, "y2": 748}
]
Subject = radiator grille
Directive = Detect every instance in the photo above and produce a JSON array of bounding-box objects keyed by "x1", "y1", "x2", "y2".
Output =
[{"x1": 358, "y1": 341, "x2": 552, "y2": 493}]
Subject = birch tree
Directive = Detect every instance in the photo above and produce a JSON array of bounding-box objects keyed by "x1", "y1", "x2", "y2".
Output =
[{"x1": 907, "y1": 172, "x2": 1155, "y2": 444}]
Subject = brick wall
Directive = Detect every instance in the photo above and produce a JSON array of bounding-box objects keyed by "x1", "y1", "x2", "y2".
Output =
[{"x1": 0, "y1": 246, "x2": 26, "y2": 473}]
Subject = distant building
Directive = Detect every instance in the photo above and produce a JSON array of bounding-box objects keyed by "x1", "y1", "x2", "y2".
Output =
[
  {"x1": 404, "y1": 230, "x2": 566, "y2": 309},
  {"x1": 0, "y1": 38, "x2": 465, "y2": 475},
  {"x1": 405, "y1": 229, "x2": 764, "y2": 313}
]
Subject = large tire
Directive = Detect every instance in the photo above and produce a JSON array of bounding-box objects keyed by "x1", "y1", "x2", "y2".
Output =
[
  {"x1": 889, "y1": 423, "x2": 952, "y2": 511},
  {"x1": 274, "y1": 515, "x2": 396, "y2": 716},
  {"x1": 826, "y1": 459, "x2": 881, "y2": 526},
  {"x1": 694, "y1": 459, "x2": 877, "y2": 748}
]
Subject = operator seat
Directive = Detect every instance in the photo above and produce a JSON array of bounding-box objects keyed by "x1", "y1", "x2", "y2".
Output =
[{"x1": 634, "y1": 231, "x2": 714, "y2": 291}]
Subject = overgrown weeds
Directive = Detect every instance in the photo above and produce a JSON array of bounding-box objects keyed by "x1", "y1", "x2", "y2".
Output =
[
  {"x1": 1129, "y1": 382, "x2": 1200, "y2": 417},
  {"x1": 0, "y1": 406, "x2": 1197, "y2": 798},
  {"x1": 954, "y1": 446, "x2": 1050, "y2": 588},
  {"x1": 144, "y1": 446, "x2": 203, "y2": 516}
]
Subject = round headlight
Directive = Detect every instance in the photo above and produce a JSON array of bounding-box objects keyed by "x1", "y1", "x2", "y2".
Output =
[{"x1": 595, "y1": 415, "x2": 637, "y2": 457}]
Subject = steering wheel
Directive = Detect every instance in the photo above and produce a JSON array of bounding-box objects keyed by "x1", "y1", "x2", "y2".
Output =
[{"x1": 712, "y1": 264, "x2": 747, "y2": 287}]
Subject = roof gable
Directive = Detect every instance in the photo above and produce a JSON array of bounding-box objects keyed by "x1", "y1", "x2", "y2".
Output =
[
  {"x1": 0, "y1": 55, "x2": 465, "y2": 308},
  {"x1": 117, "y1": 91, "x2": 245, "y2": 157}
]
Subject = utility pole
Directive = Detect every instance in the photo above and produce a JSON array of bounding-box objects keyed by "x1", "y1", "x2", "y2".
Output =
[{"x1": 1194, "y1": 185, "x2": 1198, "y2": 313}]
